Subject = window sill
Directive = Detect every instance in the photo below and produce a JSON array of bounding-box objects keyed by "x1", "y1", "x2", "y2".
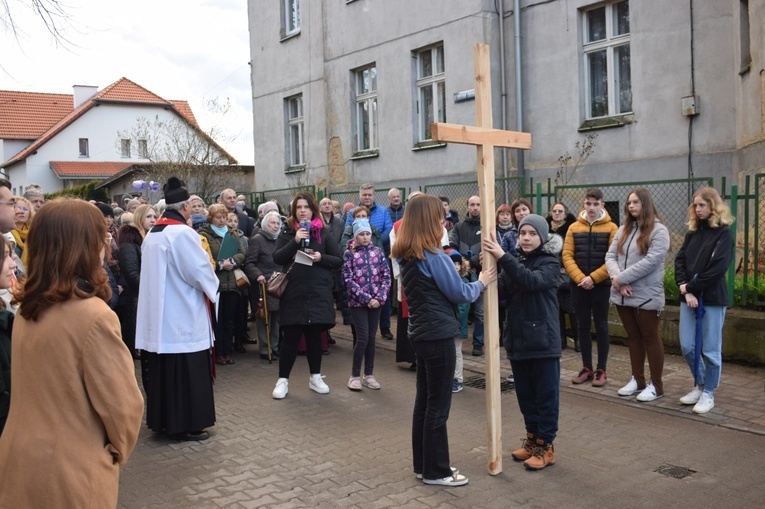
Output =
[
  {"x1": 280, "y1": 30, "x2": 300, "y2": 43},
  {"x1": 351, "y1": 149, "x2": 379, "y2": 160},
  {"x1": 411, "y1": 141, "x2": 447, "y2": 152},
  {"x1": 739, "y1": 62, "x2": 751, "y2": 76},
  {"x1": 285, "y1": 165, "x2": 306, "y2": 174},
  {"x1": 578, "y1": 113, "x2": 635, "y2": 132}
]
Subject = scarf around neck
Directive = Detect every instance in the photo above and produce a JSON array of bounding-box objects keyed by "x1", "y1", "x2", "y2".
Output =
[{"x1": 292, "y1": 216, "x2": 324, "y2": 244}]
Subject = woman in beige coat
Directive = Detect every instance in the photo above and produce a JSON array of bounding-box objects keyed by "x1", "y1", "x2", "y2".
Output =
[{"x1": 0, "y1": 198, "x2": 144, "y2": 509}]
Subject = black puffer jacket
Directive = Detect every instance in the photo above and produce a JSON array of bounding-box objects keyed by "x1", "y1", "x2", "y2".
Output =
[
  {"x1": 499, "y1": 234, "x2": 563, "y2": 361},
  {"x1": 273, "y1": 224, "x2": 343, "y2": 327},
  {"x1": 675, "y1": 222, "x2": 733, "y2": 307}
]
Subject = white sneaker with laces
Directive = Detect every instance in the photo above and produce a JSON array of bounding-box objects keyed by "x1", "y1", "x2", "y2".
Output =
[
  {"x1": 636, "y1": 383, "x2": 662, "y2": 402},
  {"x1": 422, "y1": 473, "x2": 469, "y2": 487},
  {"x1": 309, "y1": 374, "x2": 330, "y2": 394},
  {"x1": 692, "y1": 391, "x2": 714, "y2": 414},
  {"x1": 272, "y1": 378, "x2": 288, "y2": 399},
  {"x1": 617, "y1": 376, "x2": 640, "y2": 396},
  {"x1": 679, "y1": 386, "x2": 703, "y2": 405}
]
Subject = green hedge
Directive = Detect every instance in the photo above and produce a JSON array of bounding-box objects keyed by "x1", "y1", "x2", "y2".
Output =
[{"x1": 44, "y1": 181, "x2": 109, "y2": 203}]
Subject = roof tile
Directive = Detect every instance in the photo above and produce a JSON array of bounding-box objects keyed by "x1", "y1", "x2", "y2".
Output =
[
  {"x1": 49, "y1": 161, "x2": 135, "y2": 178},
  {"x1": 0, "y1": 91, "x2": 73, "y2": 139}
]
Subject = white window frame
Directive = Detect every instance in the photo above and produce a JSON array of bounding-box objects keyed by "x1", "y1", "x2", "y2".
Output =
[
  {"x1": 121, "y1": 139, "x2": 131, "y2": 158},
  {"x1": 79, "y1": 138, "x2": 89, "y2": 157},
  {"x1": 415, "y1": 44, "x2": 446, "y2": 142},
  {"x1": 286, "y1": 94, "x2": 305, "y2": 170},
  {"x1": 353, "y1": 64, "x2": 378, "y2": 153},
  {"x1": 137, "y1": 139, "x2": 148, "y2": 158},
  {"x1": 582, "y1": 0, "x2": 631, "y2": 119},
  {"x1": 283, "y1": 0, "x2": 300, "y2": 37}
]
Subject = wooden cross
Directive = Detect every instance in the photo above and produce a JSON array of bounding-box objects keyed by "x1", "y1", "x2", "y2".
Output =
[{"x1": 431, "y1": 43, "x2": 532, "y2": 476}]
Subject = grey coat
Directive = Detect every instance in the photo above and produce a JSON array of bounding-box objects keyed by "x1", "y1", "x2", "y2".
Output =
[{"x1": 605, "y1": 220, "x2": 670, "y2": 312}]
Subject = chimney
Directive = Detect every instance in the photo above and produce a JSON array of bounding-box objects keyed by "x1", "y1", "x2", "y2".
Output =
[{"x1": 73, "y1": 85, "x2": 98, "y2": 108}]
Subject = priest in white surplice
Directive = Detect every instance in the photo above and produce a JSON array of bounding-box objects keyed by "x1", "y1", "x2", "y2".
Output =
[{"x1": 136, "y1": 177, "x2": 219, "y2": 441}]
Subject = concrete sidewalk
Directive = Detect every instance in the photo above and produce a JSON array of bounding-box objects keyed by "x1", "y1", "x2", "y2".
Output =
[{"x1": 118, "y1": 317, "x2": 765, "y2": 508}]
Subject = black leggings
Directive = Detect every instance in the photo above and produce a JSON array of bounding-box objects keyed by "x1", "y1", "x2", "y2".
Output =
[{"x1": 279, "y1": 324, "x2": 325, "y2": 378}]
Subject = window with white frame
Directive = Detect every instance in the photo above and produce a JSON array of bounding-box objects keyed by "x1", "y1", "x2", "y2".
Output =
[
  {"x1": 79, "y1": 138, "x2": 89, "y2": 157},
  {"x1": 286, "y1": 94, "x2": 305, "y2": 169},
  {"x1": 137, "y1": 139, "x2": 148, "y2": 158},
  {"x1": 415, "y1": 44, "x2": 446, "y2": 142},
  {"x1": 354, "y1": 64, "x2": 378, "y2": 153},
  {"x1": 582, "y1": 1, "x2": 631, "y2": 119},
  {"x1": 121, "y1": 139, "x2": 131, "y2": 158},
  {"x1": 283, "y1": 0, "x2": 300, "y2": 37}
]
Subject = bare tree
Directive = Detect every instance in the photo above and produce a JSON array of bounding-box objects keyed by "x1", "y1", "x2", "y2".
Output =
[
  {"x1": 555, "y1": 133, "x2": 598, "y2": 186},
  {"x1": 117, "y1": 104, "x2": 243, "y2": 202},
  {"x1": 1, "y1": 0, "x2": 75, "y2": 47}
]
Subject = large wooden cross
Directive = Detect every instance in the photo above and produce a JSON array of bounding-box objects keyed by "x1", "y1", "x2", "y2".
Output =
[{"x1": 431, "y1": 43, "x2": 532, "y2": 475}]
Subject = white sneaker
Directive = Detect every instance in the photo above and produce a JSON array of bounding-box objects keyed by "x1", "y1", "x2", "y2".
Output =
[
  {"x1": 692, "y1": 391, "x2": 714, "y2": 414},
  {"x1": 309, "y1": 374, "x2": 330, "y2": 394},
  {"x1": 636, "y1": 383, "x2": 662, "y2": 402},
  {"x1": 422, "y1": 473, "x2": 469, "y2": 487},
  {"x1": 679, "y1": 387, "x2": 703, "y2": 405},
  {"x1": 617, "y1": 376, "x2": 640, "y2": 396},
  {"x1": 272, "y1": 378, "x2": 288, "y2": 399}
]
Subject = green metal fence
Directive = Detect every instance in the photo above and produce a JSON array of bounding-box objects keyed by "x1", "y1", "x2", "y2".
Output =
[
  {"x1": 255, "y1": 175, "x2": 765, "y2": 307},
  {"x1": 422, "y1": 177, "x2": 526, "y2": 220},
  {"x1": 555, "y1": 178, "x2": 713, "y2": 267}
]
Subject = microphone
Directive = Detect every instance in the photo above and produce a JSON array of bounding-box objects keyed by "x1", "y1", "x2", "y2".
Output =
[{"x1": 299, "y1": 220, "x2": 310, "y2": 248}]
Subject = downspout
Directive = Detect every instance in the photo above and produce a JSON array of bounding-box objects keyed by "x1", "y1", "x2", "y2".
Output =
[
  {"x1": 514, "y1": 0, "x2": 525, "y2": 182},
  {"x1": 498, "y1": 0, "x2": 509, "y2": 203},
  {"x1": 687, "y1": 0, "x2": 696, "y2": 202}
]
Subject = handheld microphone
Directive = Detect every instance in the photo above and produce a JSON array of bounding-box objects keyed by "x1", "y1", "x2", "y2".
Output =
[{"x1": 300, "y1": 220, "x2": 311, "y2": 248}]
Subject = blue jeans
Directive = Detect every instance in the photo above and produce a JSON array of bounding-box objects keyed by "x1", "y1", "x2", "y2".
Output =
[
  {"x1": 412, "y1": 338, "x2": 456, "y2": 480},
  {"x1": 510, "y1": 358, "x2": 560, "y2": 443},
  {"x1": 472, "y1": 294, "x2": 484, "y2": 347},
  {"x1": 572, "y1": 284, "x2": 610, "y2": 371},
  {"x1": 679, "y1": 302, "x2": 725, "y2": 393}
]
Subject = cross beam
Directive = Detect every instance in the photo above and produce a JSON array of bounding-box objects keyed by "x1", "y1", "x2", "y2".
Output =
[{"x1": 431, "y1": 43, "x2": 532, "y2": 476}]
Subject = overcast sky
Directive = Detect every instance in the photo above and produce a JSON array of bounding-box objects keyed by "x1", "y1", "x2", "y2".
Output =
[{"x1": 0, "y1": 0, "x2": 254, "y2": 164}]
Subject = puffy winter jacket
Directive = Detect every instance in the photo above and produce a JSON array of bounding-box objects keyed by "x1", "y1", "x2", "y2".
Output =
[
  {"x1": 605, "y1": 221, "x2": 670, "y2": 311},
  {"x1": 342, "y1": 241, "x2": 391, "y2": 308},
  {"x1": 562, "y1": 210, "x2": 618, "y2": 285}
]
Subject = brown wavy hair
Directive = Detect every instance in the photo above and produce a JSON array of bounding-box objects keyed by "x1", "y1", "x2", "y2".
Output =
[
  {"x1": 617, "y1": 188, "x2": 664, "y2": 256},
  {"x1": 687, "y1": 187, "x2": 735, "y2": 231},
  {"x1": 16, "y1": 198, "x2": 112, "y2": 321},
  {"x1": 391, "y1": 194, "x2": 443, "y2": 260},
  {"x1": 286, "y1": 191, "x2": 323, "y2": 229},
  {"x1": 510, "y1": 198, "x2": 533, "y2": 227}
]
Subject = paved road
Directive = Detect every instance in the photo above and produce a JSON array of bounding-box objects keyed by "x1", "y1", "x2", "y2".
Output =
[{"x1": 118, "y1": 322, "x2": 765, "y2": 508}]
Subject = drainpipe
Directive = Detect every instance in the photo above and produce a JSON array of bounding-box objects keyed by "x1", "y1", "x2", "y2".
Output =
[
  {"x1": 514, "y1": 0, "x2": 525, "y2": 182},
  {"x1": 498, "y1": 0, "x2": 509, "y2": 203}
]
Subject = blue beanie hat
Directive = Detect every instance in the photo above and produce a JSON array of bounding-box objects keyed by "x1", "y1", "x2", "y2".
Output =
[{"x1": 352, "y1": 218, "x2": 372, "y2": 237}]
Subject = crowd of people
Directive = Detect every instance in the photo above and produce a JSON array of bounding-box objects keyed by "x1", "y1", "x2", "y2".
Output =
[{"x1": 0, "y1": 175, "x2": 737, "y2": 501}]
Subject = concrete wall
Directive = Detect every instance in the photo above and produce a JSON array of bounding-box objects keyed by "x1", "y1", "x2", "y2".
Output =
[{"x1": 248, "y1": 0, "x2": 762, "y2": 195}]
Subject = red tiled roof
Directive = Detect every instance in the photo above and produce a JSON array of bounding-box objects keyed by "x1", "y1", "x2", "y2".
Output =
[
  {"x1": 1, "y1": 77, "x2": 230, "y2": 167},
  {"x1": 0, "y1": 91, "x2": 73, "y2": 139},
  {"x1": 49, "y1": 161, "x2": 134, "y2": 178}
]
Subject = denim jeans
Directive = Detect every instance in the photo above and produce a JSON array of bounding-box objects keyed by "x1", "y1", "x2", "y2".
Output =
[
  {"x1": 679, "y1": 302, "x2": 725, "y2": 392},
  {"x1": 510, "y1": 357, "x2": 560, "y2": 444},
  {"x1": 349, "y1": 307, "x2": 381, "y2": 377},
  {"x1": 412, "y1": 338, "x2": 456, "y2": 480},
  {"x1": 571, "y1": 284, "x2": 611, "y2": 371},
  {"x1": 472, "y1": 294, "x2": 484, "y2": 347}
]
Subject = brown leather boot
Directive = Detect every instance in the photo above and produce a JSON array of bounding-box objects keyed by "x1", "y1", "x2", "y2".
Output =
[
  {"x1": 511, "y1": 432, "x2": 536, "y2": 461},
  {"x1": 523, "y1": 439, "x2": 555, "y2": 470}
]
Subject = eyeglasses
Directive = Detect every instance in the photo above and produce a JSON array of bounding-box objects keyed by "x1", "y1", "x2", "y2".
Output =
[
  {"x1": 15, "y1": 206, "x2": 29, "y2": 212},
  {"x1": 552, "y1": 209, "x2": 565, "y2": 214},
  {"x1": 0, "y1": 199, "x2": 16, "y2": 207}
]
